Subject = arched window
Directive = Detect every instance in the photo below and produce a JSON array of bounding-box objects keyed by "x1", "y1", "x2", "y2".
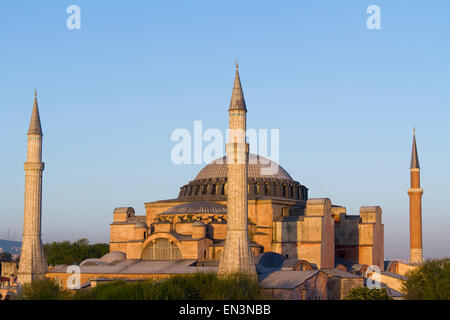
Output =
[{"x1": 142, "y1": 238, "x2": 182, "y2": 260}]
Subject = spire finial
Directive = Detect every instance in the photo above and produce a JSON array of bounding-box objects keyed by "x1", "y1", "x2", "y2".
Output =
[
  {"x1": 413, "y1": 127, "x2": 416, "y2": 135},
  {"x1": 235, "y1": 60, "x2": 239, "y2": 70},
  {"x1": 34, "y1": 89, "x2": 37, "y2": 98}
]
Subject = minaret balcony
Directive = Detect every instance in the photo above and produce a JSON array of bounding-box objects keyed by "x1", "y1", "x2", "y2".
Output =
[{"x1": 24, "y1": 162, "x2": 45, "y2": 171}]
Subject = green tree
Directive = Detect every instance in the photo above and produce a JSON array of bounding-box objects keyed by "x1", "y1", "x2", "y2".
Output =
[
  {"x1": 402, "y1": 258, "x2": 450, "y2": 300},
  {"x1": 43, "y1": 238, "x2": 109, "y2": 265},
  {"x1": 345, "y1": 287, "x2": 391, "y2": 300},
  {"x1": 0, "y1": 252, "x2": 13, "y2": 262},
  {"x1": 19, "y1": 278, "x2": 69, "y2": 300}
]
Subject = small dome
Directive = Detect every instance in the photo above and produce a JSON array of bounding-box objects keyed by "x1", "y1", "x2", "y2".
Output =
[
  {"x1": 80, "y1": 258, "x2": 109, "y2": 266},
  {"x1": 134, "y1": 221, "x2": 148, "y2": 229},
  {"x1": 254, "y1": 252, "x2": 286, "y2": 268},
  {"x1": 100, "y1": 251, "x2": 126, "y2": 264},
  {"x1": 160, "y1": 201, "x2": 226, "y2": 215},
  {"x1": 192, "y1": 220, "x2": 206, "y2": 227}
]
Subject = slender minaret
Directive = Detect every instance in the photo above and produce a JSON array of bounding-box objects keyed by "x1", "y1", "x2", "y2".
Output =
[
  {"x1": 408, "y1": 128, "x2": 423, "y2": 263},
  {"x1": 17, "y1": 91, "x2": 48, "y2": 285},
  {"x1": 218, "y1": 63, "x2": 256, "y2": 275}
]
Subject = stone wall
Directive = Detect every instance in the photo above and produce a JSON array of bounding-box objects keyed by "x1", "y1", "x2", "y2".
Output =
[
  {"x1": 326, "y1": 276, "x2": 364, "y2": 300},
  {"x1": 272, "y1": 198, "x2": 334, "y2": 269},
  {"x1": 47, "y1": 272, "x2": 175, "y2": 290},
  {"x1": 334, "y1": 206, "x2": 384, "y2": 270},
  {"x1": 1, "y1": 262, "x2": 18, "y2": 278}
]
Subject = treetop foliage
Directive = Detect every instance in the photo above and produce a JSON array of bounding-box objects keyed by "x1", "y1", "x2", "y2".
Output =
[
  {"x1": 402, "y1": 258, "x2": 450, "y2": 300},
  {"x1": 345, "y1": 286, "x2": 392, "y2": 300},
  {"x1": 18, "y1": 278, "x2": 69, "y2": 300},
  {"x1": 43, "y1": 238, "x2": 109, "y2": 265},
  {"x1": 0, "y1": 252, "x2": 13, "y2": 262}
]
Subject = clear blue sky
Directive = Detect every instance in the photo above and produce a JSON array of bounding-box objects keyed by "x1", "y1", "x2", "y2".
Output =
[{"x1": 0, "y1": 1, "x2": 449, "y2": 259}]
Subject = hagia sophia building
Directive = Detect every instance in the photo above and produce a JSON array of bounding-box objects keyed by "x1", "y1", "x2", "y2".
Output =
[
  {"x1": 107, "y1": 65, "x2": 384, "y2": 270},
  {"x1": 13, "y1": 64, "x2": 424, "y2": 299}
]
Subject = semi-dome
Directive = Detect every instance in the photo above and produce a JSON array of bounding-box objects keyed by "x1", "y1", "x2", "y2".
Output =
[
  {"x1": 195, "y1": 154, "x2": 293, "y2": 181},
  {"x1": 160, "y1": 201, "x2": 227, "y2": 215},
  {"x1": 100, "y1": 251, "x2": 126, "y2": 264},
  {"x1": 79, "y1": 258, "x2": 109, "y2": 266},
  {"x1": 178, "y1": 154, "x2": 308, "y2": 201}
]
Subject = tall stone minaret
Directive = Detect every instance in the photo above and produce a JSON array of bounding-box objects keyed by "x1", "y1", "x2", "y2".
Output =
[
  {"x1": 218, "y1": 63, "x2": 256, "y2": 275},
  {"x1": 17, "y1": 91, "x2": 48, "y2": 285},
  {"x1": 408, "y1": 128, "x2": 423, "y2": 263}
]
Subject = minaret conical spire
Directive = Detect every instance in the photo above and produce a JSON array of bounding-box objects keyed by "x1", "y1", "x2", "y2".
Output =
[
  {"x1": 408, "y1": 128, "x2": 423, "y2": 264},
  {"x1": 28, "y1": 90, "x2": 42, "y2": 136},
  {"x1": 410, "y1": 128, "x2": 420, "y2": 169},
  {"x1": 229, "y1": 62, "x2": 247, "y2": 111},
  {"x1": 219, "y1": 63, "x2": 255, "y2": 276},
  {"x1": 18, "y1": 90, "x2": 47, "y2": 285}
]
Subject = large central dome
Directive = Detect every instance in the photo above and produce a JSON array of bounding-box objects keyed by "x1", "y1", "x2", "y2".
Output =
[
  {"x1": 195, "y1": 154, "x2": 293, "y2": 181},
  {"x1": 177, "y1": 154, "x2": 308, "y2": 201}
]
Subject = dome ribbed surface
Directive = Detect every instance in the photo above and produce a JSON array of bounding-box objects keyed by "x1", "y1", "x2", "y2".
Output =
[{"x1": 195, "y1": 153, "x2": 293, "y2": 181}]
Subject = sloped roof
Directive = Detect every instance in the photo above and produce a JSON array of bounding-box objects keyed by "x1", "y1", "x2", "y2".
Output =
[
  {"x1": 48, "y1": 259, "x2": 218, "y2": 274},
  {"x1": 321, "y1": 268, "x2": 361, "y2": 278},
  {"x1": 259, "y1": 270, "x2": 319, "y2": 289}
]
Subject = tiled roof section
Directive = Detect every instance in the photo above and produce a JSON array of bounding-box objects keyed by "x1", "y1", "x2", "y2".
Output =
[
  {"x1": 380, "y1": 271, "x2": 408, "y2": 280},
  {"x1": 114, "y1": 207, "x2": 135, "y2": 214},
  {"x1": 410, "y1": 132, "x2": 420, "y2": 169},
  {"x1": 111, "y1": 215, "x2": 146, "y2": 225},
  {"x1": 28, "y1": 92, "x2": 42, "y2": 135},
  {"x1": 229, "y1": 66, "x2": 247, "y2": 111},
  {"x1": 195, "y1": 153, "x2": 293, "y2": 181},
  {"x1": 159, "y1": 201, "x2": 226, "y2": 215},
  {"x1": 306, "y1": 198, "x2": 330, "y2": 205},
  {"x1": 49, "y1": 259, "x2": 218, "y2": 274},
  {"x1": 259, "y1": 270, "x2": 319, "y2": 289},
  {"x1": 320, "y1": 268, "x2": 361, "y2": 278}
]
